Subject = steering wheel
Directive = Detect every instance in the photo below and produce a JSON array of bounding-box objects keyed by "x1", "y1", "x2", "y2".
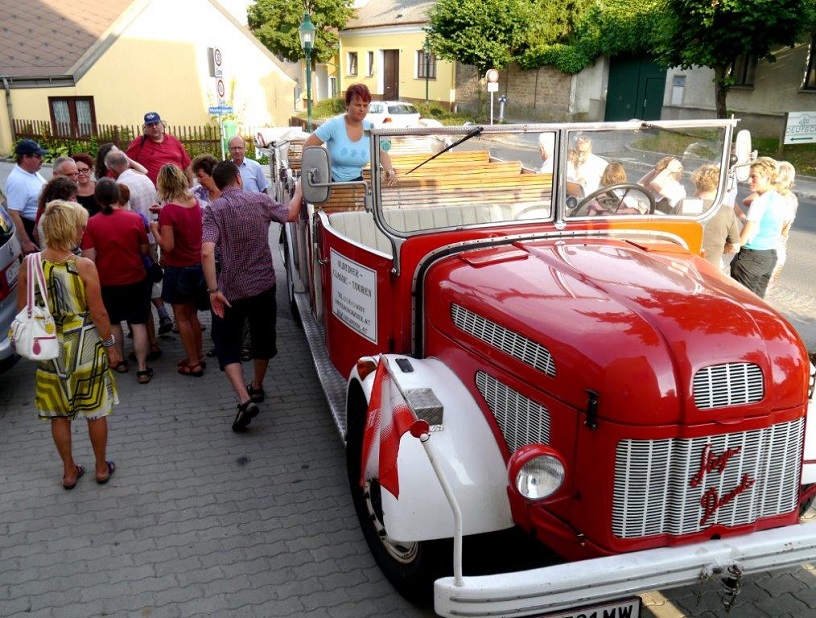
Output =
[{"x1": 572, "y1": 183, "x2": 656, "y2": 216}]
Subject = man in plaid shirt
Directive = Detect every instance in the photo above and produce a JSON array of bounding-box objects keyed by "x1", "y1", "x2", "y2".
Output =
[{"x1": 202, "y1": 161, "x2": 303, "y2": 432}]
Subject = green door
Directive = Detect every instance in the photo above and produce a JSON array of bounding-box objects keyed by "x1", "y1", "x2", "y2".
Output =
[{"x1": 605, "y1": 57, "x2": 666, "y2": 121}]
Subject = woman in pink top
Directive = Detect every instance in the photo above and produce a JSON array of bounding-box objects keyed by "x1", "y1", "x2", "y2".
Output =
[
  {"x1": 80, "y1": 179, "x2": 153, "y2": 383},
  {"x1": 151, "y1": 164, "x2": 206, "y2": 377}
]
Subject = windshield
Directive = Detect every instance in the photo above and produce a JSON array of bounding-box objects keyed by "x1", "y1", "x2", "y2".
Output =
[{"x1": 364, "y1": 121, "x2": 732, "y2": 237}]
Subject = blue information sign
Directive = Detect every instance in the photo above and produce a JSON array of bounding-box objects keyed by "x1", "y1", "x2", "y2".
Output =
[{"x1": 208, "y1": 106, "x2": 234, "y2": 115}]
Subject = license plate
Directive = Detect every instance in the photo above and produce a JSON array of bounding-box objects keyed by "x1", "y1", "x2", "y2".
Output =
[
  {"x1": 5, "y1": 258, "x2": 20, "y2": 287},
  {"x1": 537, "y1": 597, "x2": 641, "y2": 618}
]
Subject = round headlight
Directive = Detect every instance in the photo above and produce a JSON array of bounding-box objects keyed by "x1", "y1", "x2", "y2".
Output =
[{"x1": 514, "y1": 453, "x2": 565, "y2": 501}]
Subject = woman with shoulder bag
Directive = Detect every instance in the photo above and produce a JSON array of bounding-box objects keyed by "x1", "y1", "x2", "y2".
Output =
[{"x1": 17, "y1": 200, "x2": 120, "y2": 488}]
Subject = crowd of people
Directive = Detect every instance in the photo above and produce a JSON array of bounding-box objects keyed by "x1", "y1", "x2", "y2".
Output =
[
  {"x1": 7, "y1": 111, "x2": 303, "y2": 489},
  {"x1": 547, "y1": 133, "x2": 798, "y2": 299}
]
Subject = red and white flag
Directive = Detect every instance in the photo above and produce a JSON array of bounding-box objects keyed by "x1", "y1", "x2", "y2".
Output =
[{"x1": 360, "y1": 357, "x2": 416, "y2": 498}]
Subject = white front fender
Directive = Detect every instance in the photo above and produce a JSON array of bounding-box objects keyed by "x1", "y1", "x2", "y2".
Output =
[
  {"x1": 803, "y1": 361, "x2": 816, "y2": 484},
  {"x1": 352, "y1": 355, "x2": 513, "y2": 542}
]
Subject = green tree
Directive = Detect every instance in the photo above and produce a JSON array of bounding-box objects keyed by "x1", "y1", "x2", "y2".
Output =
[
  {"x1": 247, "y1": 0, "x2": 354, "y2": 66},
  {"x1": 653, "y1": 0, "x2": 816, "y2": 118},
  {"x1": 427, "y1": 0, "x2": 532, "y2": 74},
  {"x1": 519, "y1": 0, "x2": 665, "y2": 74}
]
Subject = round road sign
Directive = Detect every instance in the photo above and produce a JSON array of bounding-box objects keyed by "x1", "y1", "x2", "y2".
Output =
[
  {"x1": 486, "y1": 68, "x2": 499, "y2": 83},
  {"x1": 216, "y1": 79, "x2": 226, "y2": 98}
]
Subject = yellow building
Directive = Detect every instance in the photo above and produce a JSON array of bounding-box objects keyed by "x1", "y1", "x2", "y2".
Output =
[
  {"x1": 0, "y1": 0, "x2": 296, "y2": 153},
  {"x1": 325, "y1": 0, "x2": 454, "y2": 107}
]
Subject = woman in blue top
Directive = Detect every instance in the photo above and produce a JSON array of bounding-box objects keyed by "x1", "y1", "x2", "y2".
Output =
[
  {"x1": 730, "y1": 157, "x2": 786, "y2": 298},
  {"x1": 304, "y1": 83, "x2": 397, "y2": 185}
]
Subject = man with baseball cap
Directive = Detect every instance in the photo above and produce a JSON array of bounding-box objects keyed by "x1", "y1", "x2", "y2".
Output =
[
  {"x1": 5, "y1": 139, "x2": 47, "y2": 253},
  {"x1": 124, "y1": 112, "x2": 192, "y2": 185}
]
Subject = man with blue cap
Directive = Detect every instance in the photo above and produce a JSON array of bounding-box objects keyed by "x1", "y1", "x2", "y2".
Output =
[
  {"x1": 5, "y1": 139, "x2": 47, "y2": 253},
  {"x1": 124, "y1": 112, "x2": 191, "y2": 185}
]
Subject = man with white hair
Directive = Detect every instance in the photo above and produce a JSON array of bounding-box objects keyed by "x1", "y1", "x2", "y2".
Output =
[
  {"x1": 538, "y1": 132, "x2": 555, "y2": 174},
  {"x1": 52, "y1": 156, "x2": 79, "y2": 181},
  {"x1": 228, "y1": 135, "x2": 269, "y2": 193}
]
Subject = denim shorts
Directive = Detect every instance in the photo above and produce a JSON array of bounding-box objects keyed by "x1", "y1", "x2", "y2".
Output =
[{"x1": 161, "y1": 264, "x2": 208, "y2": 309}]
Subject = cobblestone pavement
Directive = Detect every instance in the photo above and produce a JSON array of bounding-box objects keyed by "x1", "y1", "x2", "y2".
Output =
[{"x1": 0, "y1": 225, "x2": 436, "y2": 617}]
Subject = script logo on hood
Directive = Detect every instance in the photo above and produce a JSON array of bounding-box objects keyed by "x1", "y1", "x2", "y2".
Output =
[{"x1": 690, "y1": 443, "x2": 756, "y2": 526}]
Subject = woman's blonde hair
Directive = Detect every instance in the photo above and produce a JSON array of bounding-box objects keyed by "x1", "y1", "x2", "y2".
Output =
[
  {"x1": 156, "y1": 164, "x2": 192, "y2": 202},
  {"x1": 751, "y1": 156, "x2": 777, "y2": 180},
  {"x1": 691, "y1": 164, "x2": 720, "y2": 194},
  {"x1": 774, "y1": 160, "x2": 796, "y2": 194},
  {"x1": 41, "y1": 200, "x2": 88, "y2": 251},
  {"x1": 601, "y1": 161, "x2": 627, "y2": 186}
]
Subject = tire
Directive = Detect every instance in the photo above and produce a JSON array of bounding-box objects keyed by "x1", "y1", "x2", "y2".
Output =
[
  {"x1": 345, "y1": 393, "x2": 449, "y2": 604},
  {"x1": 801, "y1": 483, "x2": 815, "y2": 517}
]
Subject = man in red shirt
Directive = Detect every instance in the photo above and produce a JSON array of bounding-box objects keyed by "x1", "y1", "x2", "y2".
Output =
[{"x1": 125, "y1": 112, "x2": 192, "y2": 186}]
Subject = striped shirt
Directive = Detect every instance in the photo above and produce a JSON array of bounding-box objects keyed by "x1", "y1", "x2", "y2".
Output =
[{"x1": 202, "y1": 186, "x2": 289, "y2": 301}]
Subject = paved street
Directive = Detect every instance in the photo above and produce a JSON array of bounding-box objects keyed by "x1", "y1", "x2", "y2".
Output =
[{"x1": 1, "y1": 158, "x2": 815, "y2": 617}]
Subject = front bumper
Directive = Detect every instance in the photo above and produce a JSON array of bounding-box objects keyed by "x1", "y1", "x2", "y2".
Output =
[{"x1": 434, "y1": 522, "x2": 816, "y2": 617}]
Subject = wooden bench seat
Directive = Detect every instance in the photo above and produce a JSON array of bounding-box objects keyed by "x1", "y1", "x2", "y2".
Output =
[{"x1": 320, "y1": 171, "x2": 553, "y2": 214}]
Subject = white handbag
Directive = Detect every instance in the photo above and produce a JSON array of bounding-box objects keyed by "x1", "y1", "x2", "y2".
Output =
[{"x1": 9, "y1": 253, "x2": 59, "y2": 361}]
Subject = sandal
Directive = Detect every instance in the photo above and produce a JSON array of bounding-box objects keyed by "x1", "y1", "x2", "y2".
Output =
[
  {"x1": 96, "y1": 461, "x2": 116, "y2": 484},
  {"x1": 177, "y1": 362, "x2": 204, "y2": 377},
  {"x1": 178, "y1": 357, "x2": 206, "y2": 369},
  {"x1": 136, "y1": 367, "x2": 154, "y2": 384},
  {"x1": 111, "y1": 361, "x2": 129, "y2": 373},
  {"x1": 62, "y1": 465, "x2": 84, "y2": 490}
]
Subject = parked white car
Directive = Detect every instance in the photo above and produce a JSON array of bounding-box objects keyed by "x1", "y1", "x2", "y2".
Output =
[
  {"x1": 0, "y1": 188, "x2": 23, "y2": 373},
  {"x1": 365, "y1": 101, "x2": 421, "y2": 128}
]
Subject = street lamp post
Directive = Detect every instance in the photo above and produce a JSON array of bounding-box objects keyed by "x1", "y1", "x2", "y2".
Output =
[{"x1": 298, "y1": 13, "x2": 316, "y2": 132}]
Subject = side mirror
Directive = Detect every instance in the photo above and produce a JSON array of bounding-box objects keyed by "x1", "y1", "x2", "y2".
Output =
[
  {"x1": 301, "y1": 146, "x2": 332, "y2": 204},
  {"x1": 734, "y1": 130, "x2": 754, "y2": 183}
]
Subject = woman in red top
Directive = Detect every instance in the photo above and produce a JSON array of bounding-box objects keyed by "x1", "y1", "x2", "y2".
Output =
[
  {"x1": 151, "y1": 164, "x2": 206, "y2": 377},
  {"x1": 80, "y1": 179, "x2": 153, "y2": 383}
]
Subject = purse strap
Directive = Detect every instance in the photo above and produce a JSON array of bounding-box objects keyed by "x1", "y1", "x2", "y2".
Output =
[{"x1": 25, "y1": 253, "x2": 50, "y2": 317}]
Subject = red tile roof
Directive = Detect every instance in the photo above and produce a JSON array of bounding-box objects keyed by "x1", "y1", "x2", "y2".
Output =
[{"x1": 0, "y1": 0, "x2": 136, "y2": 77}]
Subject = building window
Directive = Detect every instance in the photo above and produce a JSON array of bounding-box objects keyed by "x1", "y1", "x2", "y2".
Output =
[
  {"x1": 729, "y1": 55, "x2": 757, "y2": 87},
  {"x1": 347, "y1": 52, "x2": 358, "y2": 76},
  {"x1": 367, "y1": 52, "x2": 374, "y2": 76},
  {"x1": 329, "y1": 76, "x2": 338, "y2": 98},
  {"x1": 417, "y1": 49, "x2": 437, "y2": 80},
  {"x1": 804, "y1": 35, "x2": 816, "y2": 90},
  {"x1": 48, "y1": 96, "x2": 96, "y2": 137}
]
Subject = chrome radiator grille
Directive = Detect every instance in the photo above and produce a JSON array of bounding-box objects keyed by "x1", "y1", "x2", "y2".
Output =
[
  {"x1": 451, "y1": 304, "x2": 555, "y2": 377},
  {"x1": 612, "y1": 418, "x2": 803, "y2": 538},
  {"x1": 693, "y1": 362, "x2": 763, "y2": 409},
  {"x1": 476, "y1": 371, "x2": 550, "y2": 453}
]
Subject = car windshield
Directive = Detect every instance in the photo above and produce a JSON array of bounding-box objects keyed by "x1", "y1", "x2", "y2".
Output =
[
  {"x1": 388, "y1": 104, "x2": 417, "y2": 115},
  {"x1": 368, "y1": 122, "x2": 730, "y2": 236}
]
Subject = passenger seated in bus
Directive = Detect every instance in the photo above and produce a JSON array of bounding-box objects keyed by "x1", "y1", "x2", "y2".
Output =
[
  {"x1": 584, "y1": 162, "x2": 642, "y2": 215},
  {"x1": 638, "y1": 157, "x2": 687, "y2": 214}
]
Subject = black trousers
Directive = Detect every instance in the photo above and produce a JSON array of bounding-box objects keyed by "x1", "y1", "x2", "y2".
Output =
[{"x1": 730, "y1": 247, "x2": 777, "y2": 299}]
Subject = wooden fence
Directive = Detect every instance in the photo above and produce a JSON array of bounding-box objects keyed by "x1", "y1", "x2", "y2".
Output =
[{"x1": 12, "y1": 119, "x2": 224, "y2": 159}]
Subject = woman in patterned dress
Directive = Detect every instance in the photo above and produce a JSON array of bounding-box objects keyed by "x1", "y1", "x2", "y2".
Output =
[{"x1": 17, "y1": 200, "x2": 120, "y2": 488}]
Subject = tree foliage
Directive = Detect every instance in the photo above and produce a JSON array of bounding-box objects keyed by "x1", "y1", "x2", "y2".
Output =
[
  {"x1": 247, "y1": 0, "x2": 354, "y2": 66},
  {"x1": 652, "y1": 0, "x2": 815, "y2": 117},
  {"x1": 426, "y1": 0, "x2": 532, "y2": 74}
]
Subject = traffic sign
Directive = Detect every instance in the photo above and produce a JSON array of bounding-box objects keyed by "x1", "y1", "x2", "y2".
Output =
[
  {"x1": 216, "y1": 78, "x2": 226, "y2": 106},
  {"x1": 208, "y1": 106, "x2": 233, "y2": 115},
  {"x1": 212, "y1": 47, "x2": 223, "y2": 78},
  {"x1": 784, "y1": 112, "x2": 816, "y2": 144}
]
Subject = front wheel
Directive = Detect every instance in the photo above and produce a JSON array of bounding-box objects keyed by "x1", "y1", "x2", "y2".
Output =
[{"x1": 346, "y1": 402, "x2": 449, "y2": 603}]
